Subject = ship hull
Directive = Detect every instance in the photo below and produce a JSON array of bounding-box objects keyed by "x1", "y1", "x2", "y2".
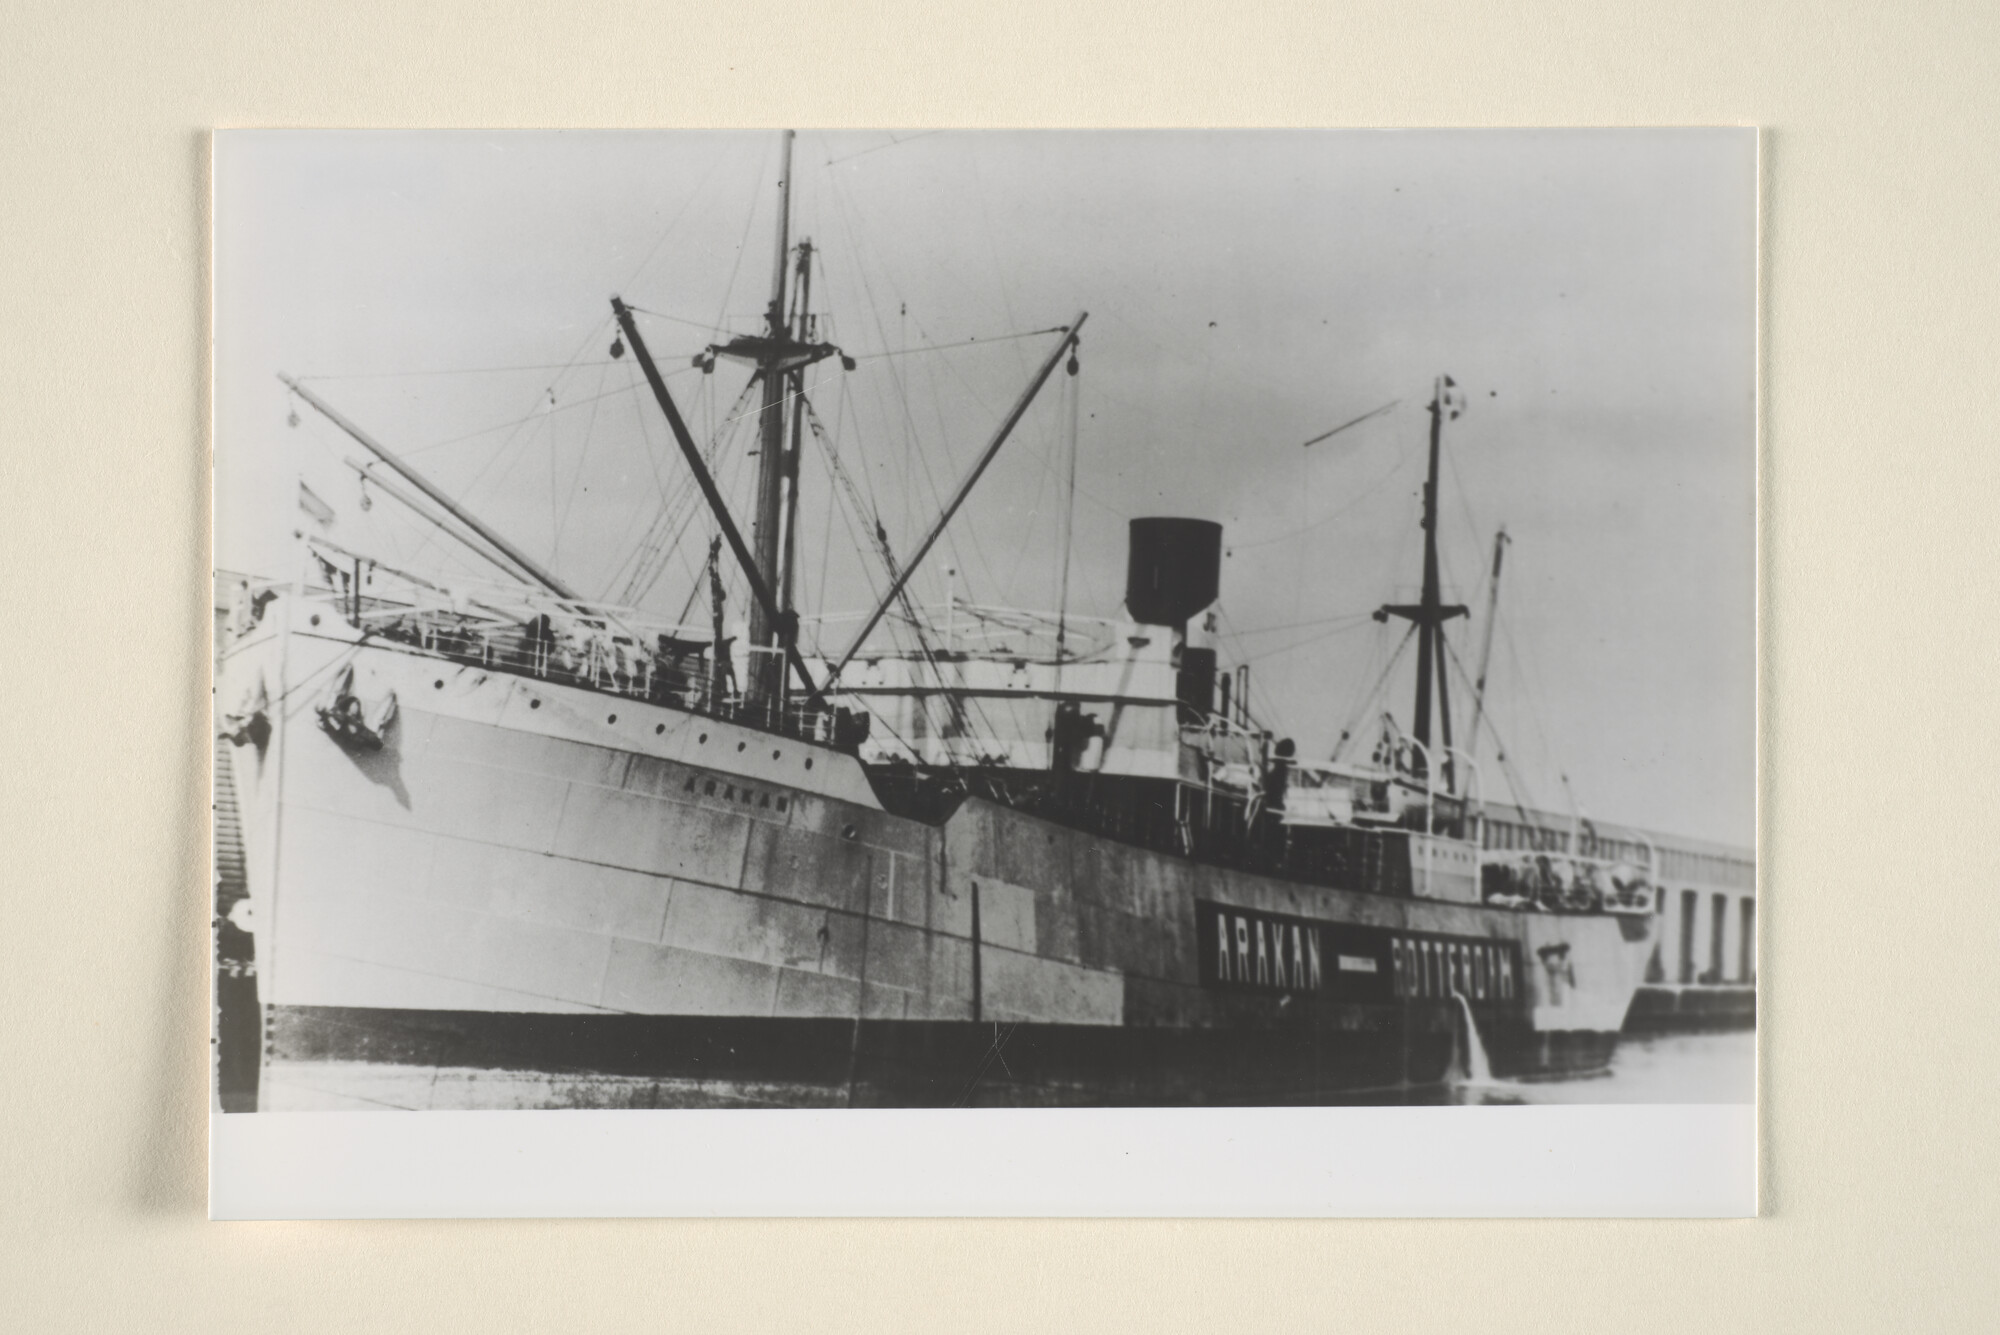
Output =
[
  {"x1": 258, "y1": 1006, "x2": 1623, "y2": 1110},
  {"x1": 219, "y1": 600, "x2": 1652, "y2": 1111}
]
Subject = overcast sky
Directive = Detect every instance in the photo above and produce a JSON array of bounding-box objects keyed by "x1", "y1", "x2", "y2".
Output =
[{"x1": 215, "y1": 129, "x2": 1755, "y2": 847}]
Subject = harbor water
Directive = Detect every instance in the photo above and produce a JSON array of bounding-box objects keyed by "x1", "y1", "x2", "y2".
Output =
[{"x1": 1438, "y1": 1027, "x2": 1757, "y2": 1105}]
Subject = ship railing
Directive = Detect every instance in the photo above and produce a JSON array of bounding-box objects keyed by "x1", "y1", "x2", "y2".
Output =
[
  {"x1": 1478, "y1": 846, "x2": 1657, "y2": 916},
  {"x1": 941, "y1": 763, "x2": 1418, "y2": 901},
  {"x1": 1186, "y1": 807, "x2": 1416, "y2": 897},
  {"x1": 1179, "y1": 717, "x2": 1267, "y2": 794},
  {"x1": 1281, "y1": 742, "x2": 1483, "y2": 843},
  {"x1": 800, "y1": 601, "x2": 1127, "y2": 663},
  {"x1": 1389, "y1": 738, "x2": 1482, "y2": 838},
  {"x1": 1283, "y1": 763, "x2": 1391, "y2": 827},
  {"x1": 294, "y1": 542, "x2": 847, "y2": 750},
  {"x1": 218, "y1": 573, "x2": 295, "y2": 645}
]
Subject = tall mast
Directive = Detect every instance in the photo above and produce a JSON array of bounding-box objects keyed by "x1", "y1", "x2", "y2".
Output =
[
  {"x1": 777, "y1": 240, "x2": 813, "y2": 632},
  {"x1": 1469, "y1": 524, "x2": 1510, "y2": 763},
  {"x1": 1376, "y1": 375, "x2": 1469, "y2": 786},
  {"x1": 612, "y1": 296, "x2": 828, "y2": 709},
  {"x1": 746, "y1": 129, "x2": 796, "y2": 718},
  {"x1": 695, "y1": 132, "x2": 845, "y2": 720}
]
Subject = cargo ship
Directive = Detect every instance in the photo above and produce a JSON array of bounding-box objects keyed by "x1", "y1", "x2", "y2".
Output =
[{"x1": 214, "y1": 132, "x2": 1697, "y2": 1111}]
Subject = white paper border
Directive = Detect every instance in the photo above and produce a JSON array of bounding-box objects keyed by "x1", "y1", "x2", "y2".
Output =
[{"x1": 211, "y1": 1104, "x2": 1754, "y2": 1218}]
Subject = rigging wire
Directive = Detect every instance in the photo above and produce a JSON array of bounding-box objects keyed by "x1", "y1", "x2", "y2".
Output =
[
  {"x1": 803, "y1": 396, "x2": 955, "y2": 678},
  {"x1": 1443, "y1": 638, "x2": 1545, "y2": 830},
  {"x1": 710, "y1": 142, "x2": 771, "y2": 338},
  {"x1": 802, "y1": 395, "x2": 902, "y2": 599},
  {"x1": 999, "y1": 409, "x2": 1054, "y2": 598},
  {"x1": 965, "y1": 141, "x2": 1037, "y2": 386},
  {"x1": 483, "y1": 307, "x2": 626, "y2": 511},
  {"x1": 822, "y1": 131, "x2": 939, "y2": 167},
  {"x1": 1328, "y1": 617, "x2": 1391, "y2": 751},
  {"x1": 1231, "y1": 443, "x2": 1414, "y2": 551},
  {"x1": 298, "y1": 146, "x2": 741, "y2": 597},
  {"x1": 820, "y1": 167, "x2": 1001, "y2": 607},
  {"x1": 671, "y1": 544, "x2": 710, "y2": 628},
  {"x1": 820, "y1": 375, "x2": 878, "y2": 629},
  {"x1": 393, "y1": 370, "x2": 676, "y2": 460},
  {"x1": 1234, "y1": 616, "x2": 1376, "y2": 665},
  {"x1": 896, "y1": 300, "x2": 1089, "y2": 608},
  {"x1": 596, "y1": 364, "x2": 683, "y2": 602},
  {"x1": 804, "y1": 394, "x2": 993, "y2": 757},
  {"x1": 817, "y1": 174, "x2": 926, "y2": 528},
  {"x1": 847, "y1": 327, "x2": 1072, "y2": 361},
  {"x1": 616, "y1": 141, "x2": 736, "y2": 297},
  {"x1": 1442, "y1": 415, "x2": 1488, "y2": 554},
  {"x1": 895, "y1": 322, "x2": 1126, "y2": 526},
  {"x1": 294, "y1": 360, "x2": 630, "y2": 381},
  {"x1": 1331, "y1": 624, "x2": 1417, "y2": 761},
  {"x1": 1227, "y1": 608, "x2": 1378, "y2": 637},
  {"x1": 551, "y1": 355, "x2": 614, "y2": 572},
  {"x1": 809, "y1": 381, "x2": 850, "y2": 626},
  {"x1": 653, "y1": 405, "x2": 752, "y2": 608},
  {"x1": 1499, "y1": 613, "x2": 1567, "y2": 803},
  {"x1": 614, "y1": 376, "x2": 758, "y2": 606},
  {"x1": 618, "y1": 304, "x2": 747, "y2": 337},
  {"x1": 908, "y1": 301, "x2": 1005, "y2": 606}
]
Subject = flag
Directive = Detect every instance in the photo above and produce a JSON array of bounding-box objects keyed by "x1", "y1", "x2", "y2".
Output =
[
  {"x1": 1441, "y1": 375, "x2": 1468, "y2": 421},
  {"x1": 298, "y1": 481, "x2": 335, "y2": 529}
]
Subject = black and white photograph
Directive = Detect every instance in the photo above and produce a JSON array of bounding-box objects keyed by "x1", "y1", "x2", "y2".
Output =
[{"x1": 212, "y1": 129, "x2": 1755, "y2": 1124}]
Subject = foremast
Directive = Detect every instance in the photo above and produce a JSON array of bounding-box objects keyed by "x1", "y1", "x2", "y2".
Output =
[
  {"x1": 1376, "y1": 375, "x2": 1469, "y2": 788},
  {"x1": 708, "y1": 130, "x2": 843, "y2": 721}
]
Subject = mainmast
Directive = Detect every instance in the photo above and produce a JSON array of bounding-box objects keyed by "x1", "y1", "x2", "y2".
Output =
[
  {"x1": 1376, "y1": 375, "x2": 1469, "y2": 787},
  {"x1": 702, "y1": 130, "x2": 843, "y2": 722},
  {"x1": 611, "y1": 295, "x2": 829, "y2": 711},
  {"x1": 778, "y1": 240, "x2": 814, "y2": 626},
  {"x1": 746, "y1": 130, "x2": 795, "y2": 718}
]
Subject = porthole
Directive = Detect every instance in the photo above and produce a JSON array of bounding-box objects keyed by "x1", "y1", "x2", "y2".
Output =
[
  {"x1": 698, "y1": 732, "x2": 708, "y2": 744},
  {"x1": 530, "y1": 699, "x2": 541, "y2": 710},
  {"x1": 607, "y1": 714, "x2": 617, "y2": 725},
  {"x1": 804, "y1": 758, "x2": 813, "y2": 771},
  {"x1": 309, "y1": 614, "x2": 320, "y2": 626},
  {"x1": 772, "y1": 749, "x2": 781, "y2": 760},
  {"x1": 655, "y1": 723, "x2": 665, "y2": 735},
  {"x1": 736, "y1": 741, "x2": 746, "y2": 753},
  {"x1": 434, "y1": 680, "x2": 443, "y2": 690},
  {"x1": 842, "y1": 824, "x2": 858, "y2": 841}
]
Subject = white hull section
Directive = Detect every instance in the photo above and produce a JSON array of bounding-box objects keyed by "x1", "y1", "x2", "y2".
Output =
[{"x1": 223, "y1": 604, "x2": 1008, "y2": 1023}]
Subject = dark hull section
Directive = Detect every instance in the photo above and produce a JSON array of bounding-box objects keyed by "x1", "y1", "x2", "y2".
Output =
[
  {"x1": 215, "y1": 922, "x2": 261, "y2": 1113},
  {"x1": 1625, "y1": 984, "x2": 1756, "y2": 1033},
  {"x1": 213, "y1": 734, "x2": 262, "y2": 1113},
  {"x1": 261, "y1": 1003, "x2": 1618, "y2": 1109}
]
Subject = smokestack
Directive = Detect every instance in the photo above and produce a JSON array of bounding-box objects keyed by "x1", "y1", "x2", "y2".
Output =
[
  {"x1": 1125, "y1": 518, "x2": 1223, "y2": 630},
  {"x1": 1126, "y1": 518, "x2": 1225, "y2": 724}
]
